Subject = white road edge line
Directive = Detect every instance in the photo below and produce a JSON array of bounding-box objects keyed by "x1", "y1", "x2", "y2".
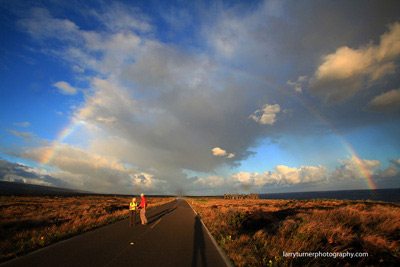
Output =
[{"x1": 184, "y1": 199, "x2": 234, "y2": 267}]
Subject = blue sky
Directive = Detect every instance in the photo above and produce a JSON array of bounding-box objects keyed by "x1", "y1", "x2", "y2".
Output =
[{"x1": 1, "y1": 0, "x2": 400, "y2": 195}]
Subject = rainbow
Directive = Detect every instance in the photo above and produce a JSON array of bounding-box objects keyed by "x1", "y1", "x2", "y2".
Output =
[
  {"x1": 218, "y1": 67, "x2": 377, "y2": 189},
  {"x1": 300, "y1": 101, "x2": 377, "y2": 190},
  {"x1": 339, "y1": 139, "x2": 377, "y2": 190},
  {"x1": 40, "y1": 117, "x2": 83, "y2": 166},
  {"x1": 40, "y1": 101, "x2": 93, "y2": 166}
]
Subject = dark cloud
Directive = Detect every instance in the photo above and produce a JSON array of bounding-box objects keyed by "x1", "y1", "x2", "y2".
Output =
[
  {"x1": 0, "y1": 159, "x2": 68, "y2": 187},
  {"x1": 366, "y1": 89, "x2": 400, "y2": 112}
]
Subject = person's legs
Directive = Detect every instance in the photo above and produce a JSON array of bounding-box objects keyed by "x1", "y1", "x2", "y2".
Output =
[
  {"x1": 129, "y1": 210, "x2": 133, "y2": 226},
  {"x1": 143, "y1": 209, "x2": 147, "y2": 224},
  {"x1": 140, "y1": 208, "x2": 147, "y2": 225}
]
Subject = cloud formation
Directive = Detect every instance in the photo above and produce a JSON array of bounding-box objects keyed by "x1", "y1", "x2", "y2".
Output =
[
  {"x1": 212, "y1": 147, "x2": 235, "y2": 158},
  {"x1": 331, "y1": 156, "x2": 381, "y2": 181},
  {"x1": 0, "y1": 159, "x2": 67, "y2": 187},
  {"x1": 12, "y1": 142, "x2": 168, "y2": 194},
  {"x1": 194, "y1": 163, "x2": 329, "y2": 193},
  {"x1": 250, "y1": 104, "x2": 281, "y2": 125},
  {"x1": 7, "y1": 130, "x2": 35, "y2": 141},
  {"x1": 53, "y1": 81, "x2": 78, "y2": 95},
  {"x1": 212, "y1": 147, "x2": 227, "y2": 156},
  {"x1": 191, "y1": 155, "x2": 400, "y2": 194},
  {"x1": 287, "y1": 76, "x2": 307, "y2": 93},
  {"x1": 2, "y1": 150, "x2": 398, "y2": 195},
  {"x1": 367, "y1": 88, "x2": 400, "y2": 112},
  {"x1": 309, "y1": 22, "x2": 400, "y2": 104},
  {"x1": 378, "y1": 158, "x2": 400, "y2": 179},
  {"x1": 13, "y1": 122, "x2": 30, "y2": 127}
]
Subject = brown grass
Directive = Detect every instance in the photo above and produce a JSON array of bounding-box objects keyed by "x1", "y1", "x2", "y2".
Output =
[
  {"x1": 0, "y1": 195, "x2": 174, "y2": 262},
  {"x1": 186, "y1": 197, "x2": 400, "y2": 266}
]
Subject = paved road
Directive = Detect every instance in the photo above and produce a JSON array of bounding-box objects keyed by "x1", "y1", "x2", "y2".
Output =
[{"x1": 2, "y1": 199, "x2": 229, "y2": 267}]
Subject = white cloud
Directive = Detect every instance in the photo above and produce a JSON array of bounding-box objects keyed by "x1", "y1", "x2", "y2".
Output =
[
  {"x1": 206, "y1": 0, "x2": 283, "y2": 65},
  {"x1": 13, "y1": 121, "x2": 30, "y2": 127},
  {"x1": 287, "y1": 76, "x2": 307, "y2": 93},
  {"x1": 267, "y1": 165, "x2": 328, "y2": 185},
  {"x1": 94, "y1": 2, "x2": 152, "y2": 33},
  {"x1": 96, "y1": 116, "x2": 117, "y2": 125},
  {"x1": 192, "y1": 155, "x2": 390, "y2": 193},
  {"x1": 212, "y1": 147, "x2": 235, "y2": 159},
  {"x1": 331, "y1": 155, "x2": 381, "y2": 181},
  {"x1": 378, "y1": 158, "x2": 400, "y2": 178},
  {"x1": 193, "y1": 164, "x2": 328, "y2": 193},
  {"x1": 18, "y1": 8, "x2": 80, "y2": 41},
  {"x1": 15, "y1": 143, "x2": 146, "y2": 193},
  {"x1": 0, "y1": 159, "x2": 65, "y2": 188},
  {"x1": 309, "y1": 22, "x2": 400, "y2": 103},
  {"x1": 367, "y1": 88, "x2": 400, "y2": 112},
  {"x1": 227, "y1": 153, "x2": 235, "y2": 159},
  {"x1": 72, "y1": 65, "x2": 84, "y2": 73},
  {"x1": 131, "y1": 173, "x2": 167, "y2": 194},
  {"x1": 7, "y1": 130, "x2": 35, "y2": 141},
  {"x1": 250, "y1": 104, "x2": 281, "y2": 125},
  {"x1": 53, "y1": 81, "x2": 78, "y2": 95},
  {"x1": 194, "y1": 175, "x2": 225, "y2": 189},
  {"x1": 212, "y1": 147, "x2": 227, "y2": 156}
]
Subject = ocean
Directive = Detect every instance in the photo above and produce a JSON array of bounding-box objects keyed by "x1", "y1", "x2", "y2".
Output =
[{"x1": 259, "y1": 188, "x2": 400, "y2": 203}]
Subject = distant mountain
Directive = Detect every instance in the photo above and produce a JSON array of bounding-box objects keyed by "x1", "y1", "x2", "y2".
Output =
[{"x1": 0, "y1": 181, "x2": 91, "y2": 196}]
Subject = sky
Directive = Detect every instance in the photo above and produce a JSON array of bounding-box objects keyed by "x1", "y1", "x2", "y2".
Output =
[{"x1": 0, "y1": 0, "x2": 400, "y2": 195}]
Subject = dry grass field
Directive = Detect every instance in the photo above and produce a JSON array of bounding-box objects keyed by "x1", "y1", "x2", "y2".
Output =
[
  {"x1": 0, "y1": 195, "x2": 174, "y2": 263},
  {"x1": 187, "y1": 197, "x2": 400, "y2": 267}
]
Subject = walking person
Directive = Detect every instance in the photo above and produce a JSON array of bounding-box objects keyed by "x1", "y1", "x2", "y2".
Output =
[
  {"x1": 129, "y1": 197, "x2": 138, "y2": 226},
  {"x1": 139, "y1": 193, "x2": 148, "y2": 225}
]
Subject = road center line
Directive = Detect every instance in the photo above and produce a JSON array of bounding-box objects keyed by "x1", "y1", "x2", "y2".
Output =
[
  {"x1": 150, "y1": 199, "x2": 179, "y2": 229},
  {"x1": 150, "y1": 218, "x2": 162, "y2": 229}
]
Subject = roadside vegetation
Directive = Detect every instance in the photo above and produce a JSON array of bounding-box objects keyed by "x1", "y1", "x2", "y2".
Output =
[
  {"x1": 0, "y1": 195, "x2": 174, "y2": 262},
  {"x1": 187, "y1": 197, "x2": 400, "y2": 266}
]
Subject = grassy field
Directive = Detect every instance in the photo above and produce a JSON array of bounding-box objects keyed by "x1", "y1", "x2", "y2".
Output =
[
  {"x1": 187, "y1": 197, "x2": 400, "y2": 266},
  {"x1": 0, "y1": 195, "x2": 174, "y2": 263}
]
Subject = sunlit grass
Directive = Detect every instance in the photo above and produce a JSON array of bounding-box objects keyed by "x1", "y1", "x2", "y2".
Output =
[
  {"x1": 187, "y1": 197, "x2": 400, "y2": 266},
  {"x1": 0, "y1": 195, "x2": 174, "y2": 262}
]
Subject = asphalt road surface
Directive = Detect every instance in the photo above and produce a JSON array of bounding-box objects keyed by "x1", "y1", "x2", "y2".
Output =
[{"x1": 1, "y1": 199, "x2": 230, "y2": 267}]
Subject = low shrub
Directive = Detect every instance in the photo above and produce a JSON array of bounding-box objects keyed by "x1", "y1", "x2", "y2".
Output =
[{"x1": 188, "y1": 197, "x2": 400, "y2": 266}]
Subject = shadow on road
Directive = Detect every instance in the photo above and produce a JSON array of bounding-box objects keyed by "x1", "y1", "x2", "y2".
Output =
[
  {"x1": 192, "y1": 216, "x2": 207, "y2": 267},
  {"x1": 147, "y1": 207, "x2": 178, "y2": 224}
]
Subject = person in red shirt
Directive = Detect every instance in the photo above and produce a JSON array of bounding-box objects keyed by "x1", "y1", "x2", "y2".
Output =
[{"x1": 139, "y1": 193, "x2": 148, "y2": 225}]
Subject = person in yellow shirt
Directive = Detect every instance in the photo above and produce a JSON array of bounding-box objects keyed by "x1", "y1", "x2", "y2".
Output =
[{"x1": 129, "y1": 197, "x2": 138, "y2": 226}]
